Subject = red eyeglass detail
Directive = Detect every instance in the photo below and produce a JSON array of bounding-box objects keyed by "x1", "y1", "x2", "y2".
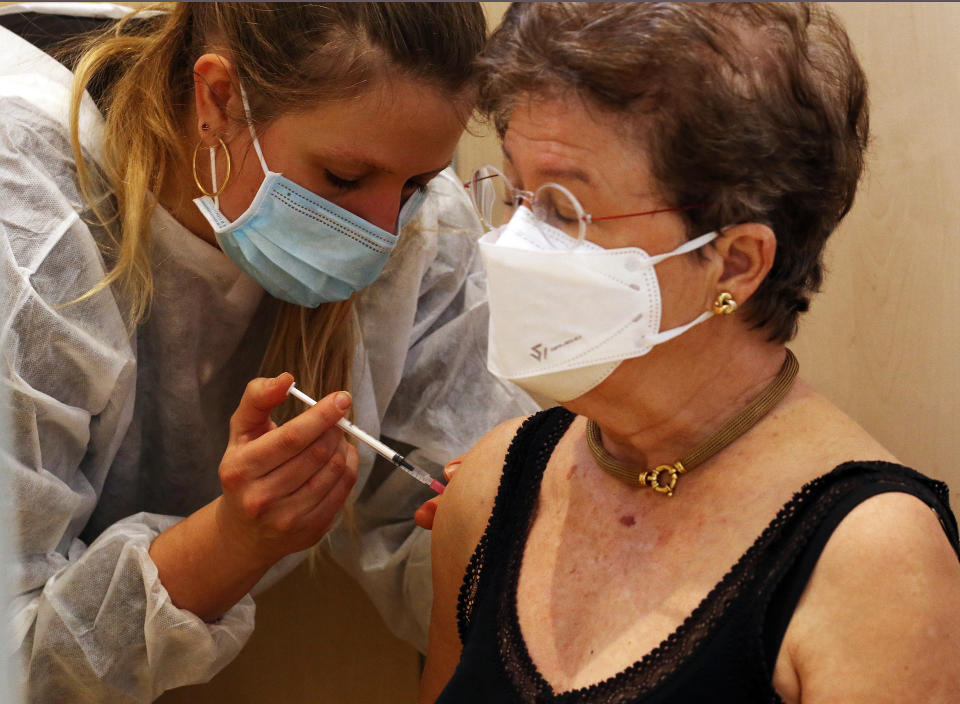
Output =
[
  {"x1": 463, "y1": 174, "x2": 498, "y2": 187},
  {"x1": 464, "y1": 175, "x2": 708, "y2": 223}
]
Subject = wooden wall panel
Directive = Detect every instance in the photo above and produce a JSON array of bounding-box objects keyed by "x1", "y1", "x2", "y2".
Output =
[{"x1": 790, "y1": 3, "x2": 960, "y2": 481}]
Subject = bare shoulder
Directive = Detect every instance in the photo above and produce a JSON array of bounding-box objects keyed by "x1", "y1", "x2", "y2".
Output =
[
  {"x1": 769, "y1": 382, "x2": 899, "y2": 470},
  {"x1": 816, "y1": 490, "x2": 960, "y2": 592},
  {"x1": 420, "y1": 415, "x2": 529, "y2": 703},
  {"x1": 433, "y1": 415, "x2": 528, "y2": 562},
  {"x1": 779, "y1": 488, "x2": 960, "y2": 703}
]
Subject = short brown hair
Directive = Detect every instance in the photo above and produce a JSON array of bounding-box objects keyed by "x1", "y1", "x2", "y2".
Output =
[{"x1": 477, "y1": 2, "x2": 869, "y2": 342}]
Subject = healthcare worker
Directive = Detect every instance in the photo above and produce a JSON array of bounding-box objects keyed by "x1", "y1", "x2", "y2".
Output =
[{"x1": 0, "y1": 3, "x2": 535, "y2": 701}]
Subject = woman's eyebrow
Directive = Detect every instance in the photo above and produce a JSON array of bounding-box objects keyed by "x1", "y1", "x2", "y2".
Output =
[
  {"x1": 501, "y1": 145, "x2": 594, "y2": 186},
  {"x1": 316, "y1": 147, "x2": 391, "y2": 173},
  {"x1": 318, "y1": 148, "x2": 450, "y2": 179}
]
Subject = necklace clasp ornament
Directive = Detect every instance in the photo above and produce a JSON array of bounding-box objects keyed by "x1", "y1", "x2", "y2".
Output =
[
  {"x1": 641, "y1": 462, "x2": 686, "y2": 497},
  {"x1": 585, "y1": 349, "x2": 799, "y2": 497}
]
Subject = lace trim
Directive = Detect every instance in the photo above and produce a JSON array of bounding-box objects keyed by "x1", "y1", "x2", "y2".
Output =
[
  {"x1": 457, "y1": 409, "x2": 576, "y2": 643},
  {"x1": 457, "y1": 408, "x2": 954, "y2": 703}
]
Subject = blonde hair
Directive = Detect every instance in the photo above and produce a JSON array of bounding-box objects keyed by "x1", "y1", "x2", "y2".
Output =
[{"x1": 65, "y1": 2, "x2": 485, "y2": 402}]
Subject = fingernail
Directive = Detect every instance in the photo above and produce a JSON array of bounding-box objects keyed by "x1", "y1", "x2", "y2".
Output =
[
  {"x1": 334, "y1": 391, "x2": 352, "y2": 411},
  {"x1": 273, "y1": 373, "x2": 289, "y2": 387},
  {"x1": 444, "y1": 459, "x2": 462, "y2": 477}
]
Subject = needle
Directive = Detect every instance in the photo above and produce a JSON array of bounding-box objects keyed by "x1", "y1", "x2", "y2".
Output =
[{"x1": 287, "y1": 383, "x2": 444, "y2": 494}]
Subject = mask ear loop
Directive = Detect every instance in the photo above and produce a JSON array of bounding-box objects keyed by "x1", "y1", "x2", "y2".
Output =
[
  {"x1": 646, "y1": 230, "x2": 718, "y2": 266},
  {"x1": 192, "y1": 137, "x2": 231, "y2": 207},
  {"x1": 238, "y1": 82, "x2": 270, "y2": 177},
  {"x1": 642, "y1": 229, "x2": 722, "y2": 345},
  {"x1": 209, "y1": 146, "x2": 219, "y2": 209},
  {"x1": 646, "y1": 311, "x2": 714, "y2": 345}
]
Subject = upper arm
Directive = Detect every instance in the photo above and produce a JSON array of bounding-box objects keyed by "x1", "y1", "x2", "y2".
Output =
[
  {"x1": 1, "y1": 210, "x2": 133, "y2": 478},
  {"x1": 781, "y1": 492, "x2": 960, "y2": 704},
  {"x1": 0, "y1": 119, "x2": 134, "y2": 583},
  {"x1": 418, "y1": 416, "x2": 525, "y2": 703}
]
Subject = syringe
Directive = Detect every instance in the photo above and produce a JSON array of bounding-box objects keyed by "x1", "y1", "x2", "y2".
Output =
[{"x1": 287, "y1": 383, "x2": 444, "y2": 494}]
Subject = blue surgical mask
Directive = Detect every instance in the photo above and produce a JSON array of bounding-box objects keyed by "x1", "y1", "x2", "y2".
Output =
[{"x1": 193, "y1": 85, "x2": 427, "y2": 307}]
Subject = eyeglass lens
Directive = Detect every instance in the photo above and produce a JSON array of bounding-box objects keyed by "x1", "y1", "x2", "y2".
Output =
[
  {"x1": 531, "y1": 186, "x2": 583, "y2": 239},
  {"x1": 471, "y1": 167, "x2": 585, "y2": 239},
  {"x1": 470, "y1": 166, "x2": 516, "y2": 229}
]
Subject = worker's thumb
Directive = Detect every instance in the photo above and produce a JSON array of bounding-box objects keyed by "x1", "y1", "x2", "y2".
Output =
[{"x1": 228, "y1": 373, "x2": 294, "y2": 443}]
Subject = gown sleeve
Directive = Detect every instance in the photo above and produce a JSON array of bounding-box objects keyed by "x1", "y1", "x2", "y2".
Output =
[
  {"x1": 323, "y1": 168, "x2": 538, "y2": 652},
  {"x1": 1, "y1": 97, "x2": 256, "y2": 703}
]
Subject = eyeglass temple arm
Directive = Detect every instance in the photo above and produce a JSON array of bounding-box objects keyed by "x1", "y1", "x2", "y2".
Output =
[
  {"x1": 463, "y1": 173, "x2": 503, "y2": 189},
  {"x1": 463, "y1": 175, "x2": 708, "y2": 223}
]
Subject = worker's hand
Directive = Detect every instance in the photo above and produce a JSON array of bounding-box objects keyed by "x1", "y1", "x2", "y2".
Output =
[
  {"x1": 414, "y1": 457, "x2": 462, "y2": 530},
  {"x1": 215, "y1": 373, "x2": 357, "y2": 567}
]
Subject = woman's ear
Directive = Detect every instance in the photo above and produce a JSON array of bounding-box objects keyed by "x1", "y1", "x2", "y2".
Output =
[
  {"x1": 709, "y1": 223, "x2": 776, "y2": 305},
  {"x1": 192, "y1": 53, "x2": 240, "y2": 145}
]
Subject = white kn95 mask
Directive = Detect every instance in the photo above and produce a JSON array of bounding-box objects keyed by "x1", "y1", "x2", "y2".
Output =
[{"x1": 479, "y1": 205, "x2": 718, "y2": 402}]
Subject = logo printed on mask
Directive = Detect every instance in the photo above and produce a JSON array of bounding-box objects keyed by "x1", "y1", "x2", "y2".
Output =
[
  {"x1": 530, "y1": 334, "x2": 585, "y2": 362},
  {"x1": 480, "y1": 206, "x2": 718, "y2": 402}
]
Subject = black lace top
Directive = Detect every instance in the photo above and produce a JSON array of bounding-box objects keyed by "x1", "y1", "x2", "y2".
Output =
[{"x1": 436, "y1": 407, "x2": 959, "y2": 703}]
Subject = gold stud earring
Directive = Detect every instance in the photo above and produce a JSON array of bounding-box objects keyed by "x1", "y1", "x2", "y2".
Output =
[{"x1": 712, "y1": 292, "x2": 738, "y2": 315}]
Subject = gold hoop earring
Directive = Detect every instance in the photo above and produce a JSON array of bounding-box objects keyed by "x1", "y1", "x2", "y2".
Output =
[
  {"x1": 712, "y1": 292, "x2": 738, "y2": 315},
  {"x1": 192, "y1": 137, "x2": 232, "y2": 197}
]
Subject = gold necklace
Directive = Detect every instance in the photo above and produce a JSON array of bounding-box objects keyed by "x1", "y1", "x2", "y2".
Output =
[{"x1": 585, "y1": 349, "x2": 798, "y2": 496}]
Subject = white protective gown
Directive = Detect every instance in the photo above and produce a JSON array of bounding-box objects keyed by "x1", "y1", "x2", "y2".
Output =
[{"x1": 0, "y1": 16, "x2": 535, "y2": 704}]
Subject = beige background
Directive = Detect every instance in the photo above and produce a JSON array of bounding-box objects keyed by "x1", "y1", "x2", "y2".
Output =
[
  {"x1": 157, "y1": 557, "x2": 420, "y2": 704},
  {"x1": 1, "y1": 1, "x2": 953, "y2": 702},
  {"x1": 790, "y1": 3, "x2": 960, "y2": 481}
]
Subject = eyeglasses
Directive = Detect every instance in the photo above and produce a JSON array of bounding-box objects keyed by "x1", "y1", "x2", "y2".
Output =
[{"x1": 465, "y1": 164, "x2": 705, "y2": 241}]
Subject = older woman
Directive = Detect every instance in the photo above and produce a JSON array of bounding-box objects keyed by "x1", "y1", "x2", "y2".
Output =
[{"x1": 421, "y1": 3, "x2": 960, "y2": 703}]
